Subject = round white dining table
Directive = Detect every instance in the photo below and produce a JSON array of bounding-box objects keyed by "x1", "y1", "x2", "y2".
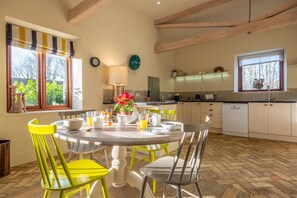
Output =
[{"x1": 54, "y1": 122, "x2": 183, "y2": 198}]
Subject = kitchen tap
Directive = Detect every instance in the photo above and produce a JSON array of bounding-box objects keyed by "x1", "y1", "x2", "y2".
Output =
[{"x1": 266, "y1": 85, "x2": 273, "y2": 101}]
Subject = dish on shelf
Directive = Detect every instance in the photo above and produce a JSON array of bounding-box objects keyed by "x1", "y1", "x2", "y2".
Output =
[{"x1": 214, "y1": 66, "x2": 224, "y2": 72}]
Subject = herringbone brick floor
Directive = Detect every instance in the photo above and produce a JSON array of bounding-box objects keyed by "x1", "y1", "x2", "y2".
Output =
[{"x1": 1, "y1": 133, "x2": 297, "y2": 197}]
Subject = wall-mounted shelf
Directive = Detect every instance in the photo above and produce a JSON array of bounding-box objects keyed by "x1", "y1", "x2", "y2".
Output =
[{"x1": 174, "y1": 71, "x2": 232, "y2": 81}]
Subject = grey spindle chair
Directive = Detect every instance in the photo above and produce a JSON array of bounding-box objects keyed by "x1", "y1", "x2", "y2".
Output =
[
  {"x1": 139, "y1": 117, "x2": 211, "y2": 198},
  {"x1": 58, "y1": 110, "x2": 109, "y2": 168}
]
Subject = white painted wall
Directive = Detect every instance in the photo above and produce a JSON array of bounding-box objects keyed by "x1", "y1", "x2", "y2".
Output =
[
  {"x1": 173, "y1": 25, "x2": 297, "y2": 92},
  {"x1": 0, "y1": 0, "x2": 174, "y2": 166}
]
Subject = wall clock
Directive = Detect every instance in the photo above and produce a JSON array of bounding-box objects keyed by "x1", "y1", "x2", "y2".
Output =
[
  {"x1": 129, "y1": 55, "x2": 141, "y2": 70},
  {"x1": 90, "y1": 57, "x2": 100, "y2": 67}
]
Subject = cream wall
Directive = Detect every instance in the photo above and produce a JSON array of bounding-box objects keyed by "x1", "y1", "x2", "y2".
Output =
[
  {"x1": 0, "y1": 0, "x2": 174, "y2": 166},
  {"x1": 173, "y1": 25, "x2": 297, "y2": 92}
]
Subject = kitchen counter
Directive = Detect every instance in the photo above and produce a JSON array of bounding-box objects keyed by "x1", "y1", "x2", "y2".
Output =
[
  {"x1": 103, "y1": 101, "x2": 178, "y2": 105},
  {"x1": 178, "y1": 100, "x2": 297, "y2": 103},
  {"x1": 104, "y1": 100, "x2": 297, "y2": 105}
]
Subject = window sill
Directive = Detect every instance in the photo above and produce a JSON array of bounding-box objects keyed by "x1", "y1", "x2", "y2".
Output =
[{"x1": 3, "y1": 109, "x2": 83, "y2": 116}]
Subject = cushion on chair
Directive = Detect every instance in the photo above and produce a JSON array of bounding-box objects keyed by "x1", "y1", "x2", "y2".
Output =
[{"x1": 140, "y1": 156, "x2": 200, "y2": 185}]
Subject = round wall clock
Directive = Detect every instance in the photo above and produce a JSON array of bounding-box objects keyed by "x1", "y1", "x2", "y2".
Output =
[
  {"x1": 129, "y1": 55, "x2": 141, "y2": 70},
  {"x1": 90, "y1": 57, "x2": 100, "y2": 67}
]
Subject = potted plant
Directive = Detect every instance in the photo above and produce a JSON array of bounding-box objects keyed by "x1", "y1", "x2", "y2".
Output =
[{"x1": 113, "y1": 91, "x2": 138, "y2": 114}]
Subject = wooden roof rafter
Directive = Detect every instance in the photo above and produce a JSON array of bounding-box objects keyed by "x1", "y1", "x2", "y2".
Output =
[
  {"x1": 156, "y1": 21, "x2": 245, "y2": 28},
  {"x1": 68, "y1": 0, "x2": 111, "y2": 24},
  {"x1": 154, "y1": 0, "x2": 232, "y2": 25},
  {"x1": 155, "y1": 0, "x2": 297, "y2": 53}
]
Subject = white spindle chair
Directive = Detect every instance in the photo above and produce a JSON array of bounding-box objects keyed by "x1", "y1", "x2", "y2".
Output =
[
  {"x1": 58, "y1": 110, "x2": 109, "y2": 168},
  {"x1": 139, "y1": 117, "x2": 211, "y2": 198}
]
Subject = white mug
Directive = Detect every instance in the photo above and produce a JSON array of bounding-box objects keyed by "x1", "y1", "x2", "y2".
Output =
[
  {"x1": 92, "y1": 116, "x2": 103, "y2": 129},
  {"x1": 117, "y1": 115, "x2": 126, "y2": 126},
  {"x1": 149, "y1": 114, "x2": 161, "y2": 126}
]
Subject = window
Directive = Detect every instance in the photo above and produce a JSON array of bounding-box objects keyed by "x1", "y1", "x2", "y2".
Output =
[
  {"x1": 238, "y1": 49, "x2": 284, "y2": 92},
  {"x1": 7, "y1": 46, "x2": 72, "y2": 110},
  {"x1": 6, "y1": 23, "x2": 74, "y2": 111}
]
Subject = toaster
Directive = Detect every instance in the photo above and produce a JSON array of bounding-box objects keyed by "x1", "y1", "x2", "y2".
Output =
[{"x1": 205, "y1": 94, "x2": 215, "y2": 100}]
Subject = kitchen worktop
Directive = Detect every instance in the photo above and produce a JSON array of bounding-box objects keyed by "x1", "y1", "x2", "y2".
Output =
[
  {"x1": 103, "y1": 100, "x2": 178, "y2": 105},
  {"x1": 179, "y1": 100, "x2": 297, "y2": 103},
  {"x1": 103, "y1": 100, "x2": 297, "y2": 105}
]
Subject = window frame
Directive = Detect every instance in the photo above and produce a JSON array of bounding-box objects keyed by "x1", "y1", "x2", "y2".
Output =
[
  {"x1": 6, "y1": 45, "x2": 72, "y2": 111},
  {"x1": 237, "y1": 50, "x2": 285, "y2": 92}
]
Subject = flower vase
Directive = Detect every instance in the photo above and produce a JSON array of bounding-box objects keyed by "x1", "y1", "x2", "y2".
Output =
[{"x1": 120, "y1": 111, "x2": 132, "y2": 115}]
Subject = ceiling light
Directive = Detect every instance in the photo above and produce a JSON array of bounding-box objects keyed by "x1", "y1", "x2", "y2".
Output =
[{"x1": 157, "y1": 1, "x2": 160, "y2": 5}]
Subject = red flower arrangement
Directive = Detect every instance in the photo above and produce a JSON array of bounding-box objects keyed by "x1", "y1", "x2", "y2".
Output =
[{"x1": 113, "y1": 91, "x2": 137, "y2": 113}]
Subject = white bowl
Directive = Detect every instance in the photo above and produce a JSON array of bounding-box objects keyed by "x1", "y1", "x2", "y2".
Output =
[
  {"x1": 160, "y1": 121, "x2": 182, "y2": 131},
  {"x1": 118, "y1": 111, "x2": 138, "y2": 124},
  {"x1": 63, "y1": 118, "x2": 84, "y2": 130}
]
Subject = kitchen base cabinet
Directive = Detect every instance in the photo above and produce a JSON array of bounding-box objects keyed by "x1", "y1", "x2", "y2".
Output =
[
  {"x1": 249, "y1": 103, "x2": 291, "y2": 136},
  {"x1": 200, "y1": 102, "x2": 222, "y2": 133},
  {"x1": 292, "y1": 104, "x2": 297, "y2": 137},
  {"x1": 249, "y1": 103, "x2": 269, "y2": 134},
  {"x1": 177, "y1": 102, "x2": 200, "y2": 124}
]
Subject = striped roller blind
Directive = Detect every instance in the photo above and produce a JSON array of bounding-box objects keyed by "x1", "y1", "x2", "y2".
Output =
[{"x1": 6, "y1": 23, "x2": 74, "y2": 57}]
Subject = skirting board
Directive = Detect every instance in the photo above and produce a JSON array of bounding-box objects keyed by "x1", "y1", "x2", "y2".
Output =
[
  {"x1": 249, "y1": 132, "x2": 297, "y2": 143},
  {"x1": 223, "y1": 131, "x2": 248, "y2": 137}
]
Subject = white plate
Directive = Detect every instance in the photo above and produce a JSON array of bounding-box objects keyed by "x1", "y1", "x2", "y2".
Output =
[
  {"x1": 160, "y1": 121, "x2": 182, "y2": 131},
  {"x1": 145, "y1": 127, "x2": 170, "y2": 135}
]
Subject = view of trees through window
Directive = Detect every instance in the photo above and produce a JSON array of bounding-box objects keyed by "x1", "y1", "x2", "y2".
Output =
[
  {"x1": 239, "y1": 50, "x2": 284, "y2": 92},
  {"x1": 11, "y1": 46, "x2": 68, "y2": 107},
  {"x1": 242, "y1": 62, "x2": 280, "y2": 90}
]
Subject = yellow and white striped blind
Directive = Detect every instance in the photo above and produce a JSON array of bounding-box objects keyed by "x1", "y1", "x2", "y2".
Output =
[{"x1": 6, "y1": 23, "x2": 74, "y2": 57}]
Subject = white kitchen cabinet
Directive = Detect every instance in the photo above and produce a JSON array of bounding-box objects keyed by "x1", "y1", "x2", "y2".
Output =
[
  {"x1": 191, "y1": 102, "x2": 201, "y2": 124},
  {"x1": 249, "y1": 103, "x2": 269, "y2": 133},
  {"x1": 200, "y1": 102, "x2": 222, "y2": 128},
  {"x1": 292, "y1": 104, "x2": 297, "y2": 137},
  {"x1": 249, "y1": 103, "x2": 291, "y2": 136},
  {"x1": 201, "y1": 113, "x2": 222, "y2": 128},
  {"x1": 177, "y1": 102, "x2": 193, "y2": 124}
]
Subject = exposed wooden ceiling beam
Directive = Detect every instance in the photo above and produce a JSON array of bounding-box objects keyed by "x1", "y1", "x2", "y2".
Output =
[
  {"x1": 154, "y1": 0, "x2": 232, "y2": 25},
  {"x1": 68, "y1": 0, "x2": 111, "y2": 24},
  {"x1": 252, "y1": 1, "x2": 297, "y2": 22},
  {"x1": 156, "y1": 21, "x2": 245, "y2": 28},
  {"x1": 155, "y1": 11, "x2": 297, "y2": 54}
]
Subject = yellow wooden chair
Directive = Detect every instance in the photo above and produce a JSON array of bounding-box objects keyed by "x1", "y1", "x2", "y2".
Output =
[
  {"x1": 129, "y1": 109, "x2": 176, "y2": 193},
  {"x1": 28, "y1": 119, "x2": 109, "y2": 198}
]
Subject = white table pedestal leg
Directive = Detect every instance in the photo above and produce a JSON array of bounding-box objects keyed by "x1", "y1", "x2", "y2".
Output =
[
  {"x1": 111, "y1": 145, "x2": 127, "y2": 187},
  {"x1": 89, "y1": 145, "x2": 154, "y2": 198}
]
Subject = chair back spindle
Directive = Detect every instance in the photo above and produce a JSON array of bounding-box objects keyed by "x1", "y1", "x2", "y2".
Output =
[
  {"x1": 28, "y1": 119, "x2": 74, "y2": 188},
  {"x1": 167, "y1": 120, "x2": 211, "y2": 183}
]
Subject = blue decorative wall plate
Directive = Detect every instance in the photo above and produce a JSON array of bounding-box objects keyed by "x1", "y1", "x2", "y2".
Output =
[{"x1": 129, "y1": 55, "x2": 141, "y2": 70}]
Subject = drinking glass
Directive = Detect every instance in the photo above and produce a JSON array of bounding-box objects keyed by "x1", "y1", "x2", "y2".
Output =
[
  {"x1": 86, "y1": 111, "x2": 94, "y2": 127},
  {"x1": 138, "y1": 120, "x2": 148, "y2": 129},
  {"x1": 105, "y1": 109, "x2": 113, "y2": 119},
  {"x1": 138, "y1": 112, "x2": 148, "y2": 129}
]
